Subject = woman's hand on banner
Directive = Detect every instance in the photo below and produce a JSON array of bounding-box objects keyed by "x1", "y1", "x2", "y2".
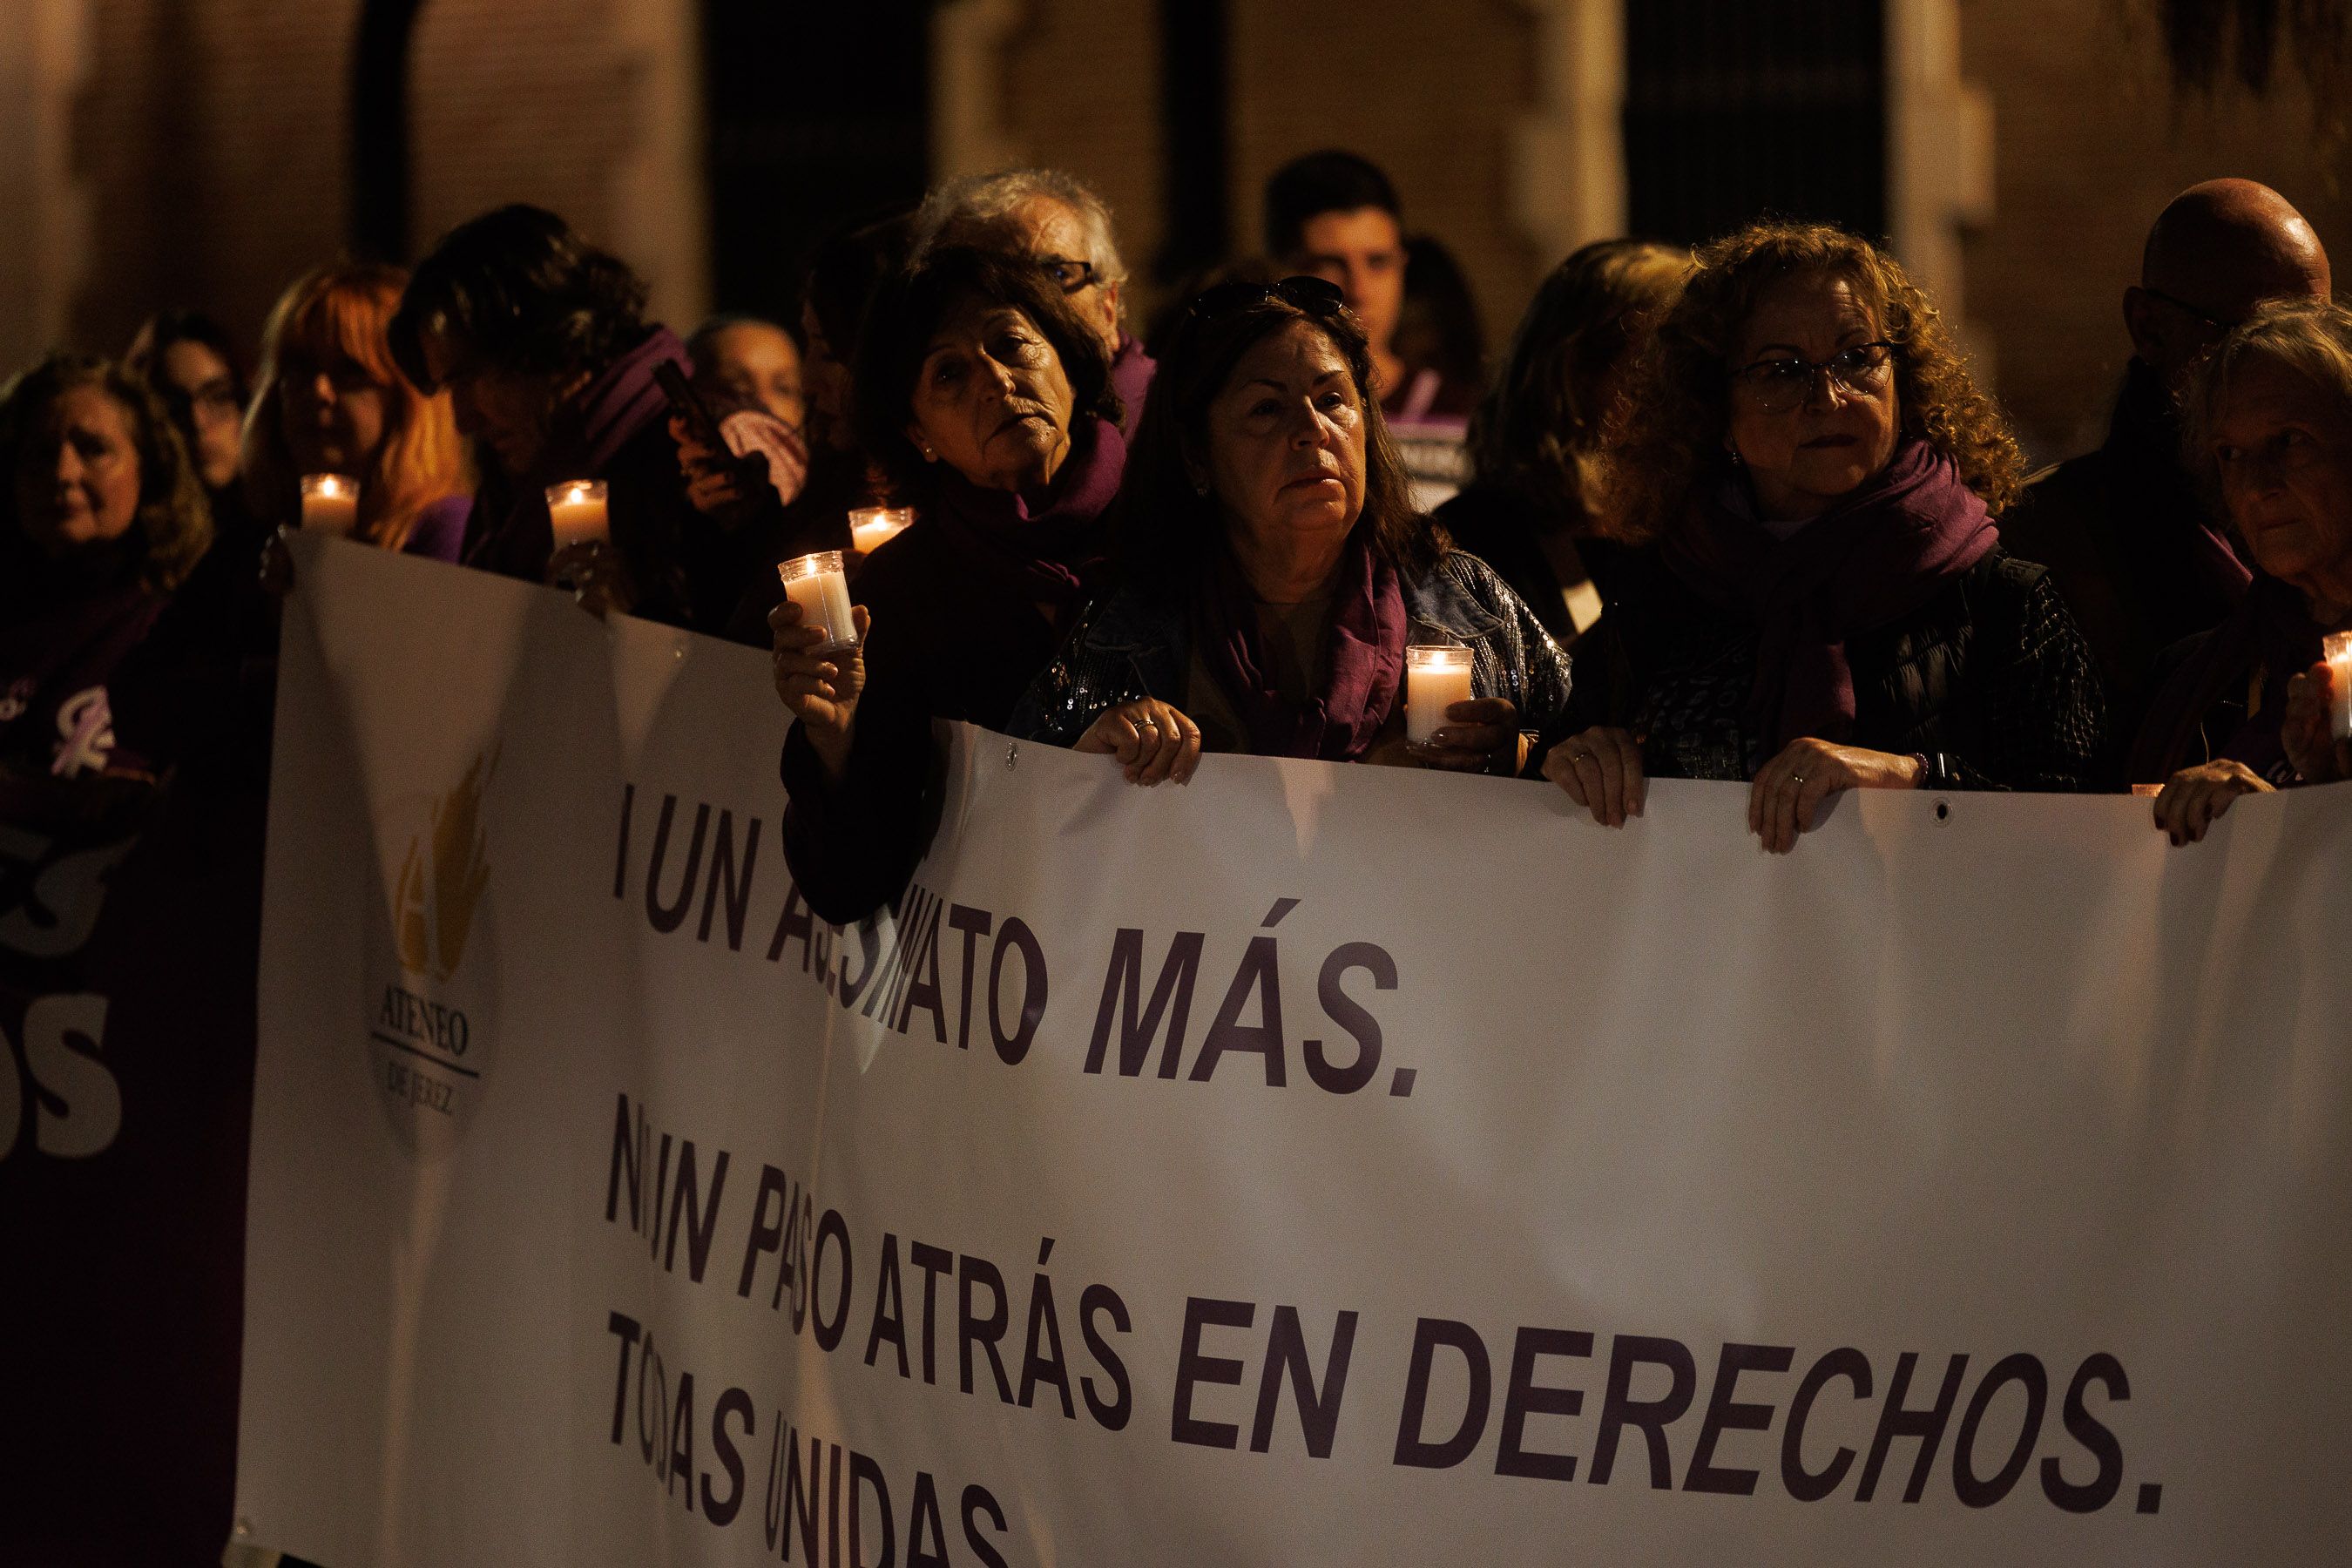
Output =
[
  {"x1": 1075, "y1": 699, "x2": 1201, "y2": 787},
  {"x1": 2152, "y1": 758, "x2": 2272, "y2": 845},
  {"x1": 1749, "y1": 739, "x2": 1922, "y2": 854},
  {"x1": 771, "y1": 598, "x2": 868, "y2": 780},
  {"x1": 1544, "y1": 725, "x2": 1646, "y2": 826}
]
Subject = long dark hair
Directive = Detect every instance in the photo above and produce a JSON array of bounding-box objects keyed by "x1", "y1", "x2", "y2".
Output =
[
  {"x1": 389, "y1": 204, "x2": 651, "y2": 390},
  {"x1": 0, "y1": 354, "x2": 215, "y2": 593},
  {"x1": 851, "y1": 245, "x2": 1119, "y2": 498},
  {"x1": 1117, "y1": 280, "x2": 1435, "y2": 602}
]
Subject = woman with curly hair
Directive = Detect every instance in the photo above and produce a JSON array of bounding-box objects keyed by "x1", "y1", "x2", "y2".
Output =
[
  {"x1": 0, "y1": 354, "x2": 213, "y2": 784},
  {"x1": 1543, "y1": 220, "x2": 2105, "y2": 850}
]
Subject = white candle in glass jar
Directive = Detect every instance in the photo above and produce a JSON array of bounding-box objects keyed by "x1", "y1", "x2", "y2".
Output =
[
  {"x1": 1405, "y1": 645, "x2": 1474, "y2": 744},
  {"x1": 778, "y1": 550, "x2": 858, "y2": 653},
  {"x1": 299, "y1": 473, "x2": 359, "y2": 534},
  {"x1": 545, "y1": 480, "x2": 610, "y2": 549},
  {"x1": 848, "y1": 506, "x2": 915, "y2": 554},
  {"x1": 2325, "y1": 630, "x2": 2352, "y2": 741}
]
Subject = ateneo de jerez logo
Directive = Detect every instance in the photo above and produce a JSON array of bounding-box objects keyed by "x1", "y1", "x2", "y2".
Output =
[{"x1": 367, "y1": 750, "x2": 497, "y2": 1155}]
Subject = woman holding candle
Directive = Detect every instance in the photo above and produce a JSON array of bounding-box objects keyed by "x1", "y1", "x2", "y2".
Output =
[
  {"x1": 769, "y1": 245, "x2": 1127, "y2": 922},
  {"x1": 243, "y1": 261, "x2": 470, "y2": 560},
  {"x1": 1543, "y1": 220, "x2": 2105, "y2": 849},
  {"x1": 1006, "y1": 275, "x2": 1570, "y2": 781},
  {"x1": 2132, "y1": 298, "x2": 2352, "y2": 841},
  {"x1": 389, "y1": 204, "x2": 744, "y2": 629}
]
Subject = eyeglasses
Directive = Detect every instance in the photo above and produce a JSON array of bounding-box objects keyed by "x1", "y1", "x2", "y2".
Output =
[
  {"x1": 1037, "y1": 255, "x2": 1100, "y2": 294},
  {"x1": 2141, "y1": 287, "x2": 2235, "y2": 333},
  {"x1": 1184, "y1": 274, "x2": 1348, "y2": 322},
  {"x1": 1730, "y1": 341, "x2": 1896, "y2": 413}
]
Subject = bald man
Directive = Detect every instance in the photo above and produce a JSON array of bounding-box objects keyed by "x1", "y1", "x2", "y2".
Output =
[{"x1": 2003, "y1": 179, "x2": 2331, "y2": 776}]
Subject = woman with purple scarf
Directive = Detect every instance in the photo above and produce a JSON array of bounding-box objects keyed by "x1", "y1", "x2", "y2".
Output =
[
  {"x1": 389, "y1": 204, "x2": 747, "y2": 631},
  {"x1": 1545, "y1": 221, "x2": 2105, "y2": 851},
  {"x1": 769, "y1": 247, "x2": 1127, "y2": 923},
  {"x1": 1007, "y1": 275, "x2": 1571, "y2": 779},
  {"x1": 2132, "y1": 298, "x2": 2352, "y2": 843}
]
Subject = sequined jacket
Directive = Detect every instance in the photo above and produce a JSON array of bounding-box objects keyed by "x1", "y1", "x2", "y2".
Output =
[{"x1": 1007, "y1": 549, "x2": 1573, "y2": 762}]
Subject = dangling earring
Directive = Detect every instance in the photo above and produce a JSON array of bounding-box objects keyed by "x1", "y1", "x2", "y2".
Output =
[
  {"x1": 1193, "y1": 477, "x2": 1211, "y2": 497},
  {"x1": 1723, "y1": 443, "x2": 1743, "y2": 468}
]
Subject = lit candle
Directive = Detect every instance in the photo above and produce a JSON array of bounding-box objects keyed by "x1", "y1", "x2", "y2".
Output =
[
  {"x1": 848, "y1": 505, "x2": 915, "y2": 554},
  {"x1": 545, "y1": 480, "x2": 610, "y2": 550},
  {"x1": 1405, "y1": 645, "x2": 1474, "y2": 745},
  {"x1": 777, "y1": 550, "x2": 858, "y2": 653},
  {"x1": 299, "y1": 473, "x2": 359, "y2": 534},
  {"x1": 2325, "y1": 630, "x2": 2352, "y2": 741}
]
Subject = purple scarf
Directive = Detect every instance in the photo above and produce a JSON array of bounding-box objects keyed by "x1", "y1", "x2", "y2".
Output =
[
  {"x1": 2128, "y1": 573, "x2": 2322, "y2": 781},
  {"x1": 1197, "y1": 534, "x2": 1409, "y2": 761},
  {"x1": 1661, "y1": 440, "x2": 2000, "y2": 751},
  {"x1": 1109, "y1": 334, "x2": 1158, "y2": 434},
  {"x1": 926, "y1": 416, "x2": 1125, "y2": 612}
]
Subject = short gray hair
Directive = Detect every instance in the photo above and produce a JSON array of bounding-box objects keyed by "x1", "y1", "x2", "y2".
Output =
[
  {"x1": 2180, "y1": 296, "x2": 2352, "y2": 489},
  {"x1": 913, "y1": 168, "x2": 1129, "y2": 287}
]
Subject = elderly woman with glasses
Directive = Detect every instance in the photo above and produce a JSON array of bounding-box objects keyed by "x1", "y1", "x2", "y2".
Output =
[
  {"x1": 1543, "y1": 220, "x2": 2105, "y2": 849},
  {"x1": 1008, "y1": 275, "x2": 1571, "y2": 781}
]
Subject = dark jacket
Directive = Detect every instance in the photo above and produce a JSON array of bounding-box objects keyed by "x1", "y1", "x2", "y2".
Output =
[
  {"x1": 1997, "y1": 359, "x2": 2250, "y2": 769},
  {"x1": 777, "y1": 523, "x2": 1073, "y2": 925},
  {"x1": 1007, "y1": 549, "x2": 1573, "y2": 757},
  {"x1": 1433, "y1": 480, "x2": 1626, "y2": 648},
  {"x1": 1561, "y1": 545, "x2": 2106, "y2": 791}
]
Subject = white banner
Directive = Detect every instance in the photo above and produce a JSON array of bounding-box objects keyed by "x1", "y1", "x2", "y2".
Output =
[{"x1": 239, "y1": 533, "x2": 2352, "y2": 1565}]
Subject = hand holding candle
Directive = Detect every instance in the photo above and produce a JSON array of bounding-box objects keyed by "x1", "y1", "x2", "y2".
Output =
[
  {"x1": 1404, "y1": 645, "x2": 1474, "y2": 745},
  {"x1": 546, "y1": 480, "x2": 610, "y2": 550},
  {"x1": 2282, "y1": 632, "x2": 2352, "y2": 784},
  {"x1": 299, "y1": 473, "x2": 360, "y2": 535},
  {"x1": 777, "y1": 550, "x2": 859, "y2": 653},
  {"x1": 2327, "y1": 631, "x2": 2352, "y2": 741}
]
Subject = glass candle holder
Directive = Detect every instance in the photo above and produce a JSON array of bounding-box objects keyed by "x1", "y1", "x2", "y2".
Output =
[
  {"x1": 2324, "y1": 630, "x2": 2352, "y2": 741},
  {"x1": 545, "y1": 480, "x2": 610, "y2": 549},
  {"x1": 1404, "y1": 645, "x2": 1473, "y2": 745},
  {"x1": 777, "y1": 550, "x2": 858, "y2": 653},
  {"x1": 848, "y1": 506, "x2": 915, "y2": 554},
  {"x1": 299, "y1": 473, "x2": 360, "y2": 534}
]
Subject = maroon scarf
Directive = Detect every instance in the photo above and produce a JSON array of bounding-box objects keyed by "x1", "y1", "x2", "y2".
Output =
[
  {"x1": 1196, "y1": 534, "x2": 1409, "y2": 760},
  {"x1": 2128, "y1": 573, "x2": 2323, "y2": 781},
  {"x1": 1661, "y1": 440, "x2": 1999, "y2": 751},
  {"x1": 925, "y1": 416, "x2": 1124, "y2": 612}
]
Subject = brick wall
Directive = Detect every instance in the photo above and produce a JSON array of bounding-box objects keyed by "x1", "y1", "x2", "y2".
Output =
[
  {"x1": 1229, "y1": 0, "x2": 1546, "y2": 352},
  {"x1": 1958, "y1": 0, "x2": 2352, "y2": 463}
]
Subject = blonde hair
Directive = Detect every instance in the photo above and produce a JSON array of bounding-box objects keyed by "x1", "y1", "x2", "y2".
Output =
[{"x1": 243, "y1": 262, "x2": 467, "y2": 551}]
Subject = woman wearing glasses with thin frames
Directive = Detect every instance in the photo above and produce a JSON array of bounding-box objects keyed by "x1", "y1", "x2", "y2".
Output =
[{"x1": 1542, "y1": 221, "x2": 2105, "y2": 850}]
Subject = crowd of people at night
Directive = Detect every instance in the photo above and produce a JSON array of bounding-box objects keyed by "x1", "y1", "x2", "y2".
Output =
[{"x1": 10, "y1": 152, "x2": 2352, "y2": 932}]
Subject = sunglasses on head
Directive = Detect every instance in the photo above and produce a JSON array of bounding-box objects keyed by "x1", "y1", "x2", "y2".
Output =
[{"x1": 1183, "y1": 274, "x2": 1348, "y2": 322}]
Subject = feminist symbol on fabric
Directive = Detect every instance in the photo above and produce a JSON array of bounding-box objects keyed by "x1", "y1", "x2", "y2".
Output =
[{"x1": 51, "y1": 686, "x2": 115, "y2": 778}]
